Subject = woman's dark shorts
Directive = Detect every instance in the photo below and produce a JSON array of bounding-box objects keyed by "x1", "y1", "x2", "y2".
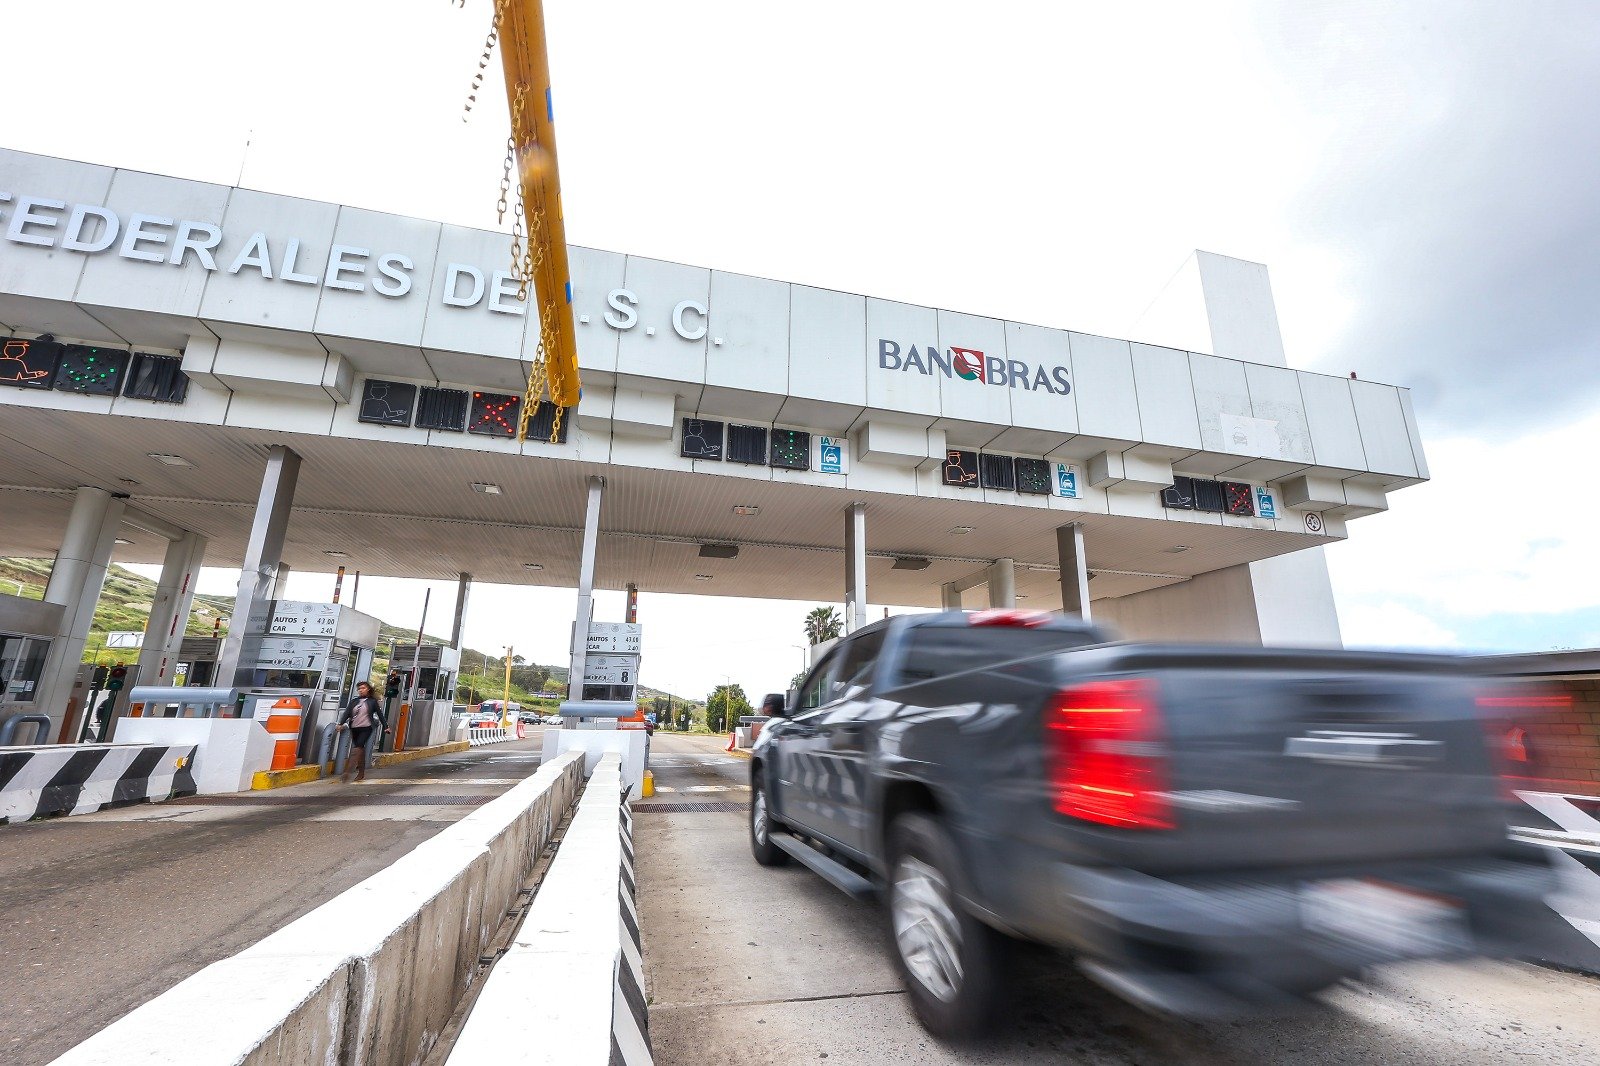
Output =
[{"x1": 349, "y1": 726, "x2": 374, "y2": 750}]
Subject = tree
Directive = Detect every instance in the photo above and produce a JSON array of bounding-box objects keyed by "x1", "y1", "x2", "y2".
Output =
[
  {"x1": 706, "y1": 683, "x2": 752, "y2": 733},
  {"x1": 803, "y1": 606, "x2": 843, "y2": 645},
  {"x1": 790, "y1": 671, "x2": 806, "y2": 692}
]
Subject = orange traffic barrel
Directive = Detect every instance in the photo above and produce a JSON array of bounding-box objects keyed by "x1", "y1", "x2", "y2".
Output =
[{"x1": 264, "y1": 696, "x2": 304, "y2": 771}]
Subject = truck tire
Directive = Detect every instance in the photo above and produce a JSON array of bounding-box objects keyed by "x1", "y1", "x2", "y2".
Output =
[
  {"x1": 750, "y1": 766, "x2": 790, "y2": 867},
  {"x1": 884, "y1": 812, "x2": 1004, "y2": 1041}
]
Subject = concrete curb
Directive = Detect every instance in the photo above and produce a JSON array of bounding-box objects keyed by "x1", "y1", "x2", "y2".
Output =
[
  {"x1": 51, "y1": 749, "x2": 588, "y2": 1066},
  {"x1": 726, "y1": 748, "x2": 752, "y2": 760},
  {"x1": 447, "y1": 753, "x2": 653, "y2": 1065},
  {"x1": 373, "y1": 740, "x2": 471, "y2": 767},
  {"x1": 250, "y1": 764, "x2": 322, "y2": 790}
]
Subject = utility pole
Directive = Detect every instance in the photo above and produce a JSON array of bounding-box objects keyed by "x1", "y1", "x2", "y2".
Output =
[{"x1": 502, "y1": 645, "x2": 514, "y2": 726}]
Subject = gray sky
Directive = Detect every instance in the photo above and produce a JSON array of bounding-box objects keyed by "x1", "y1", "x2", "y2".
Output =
[{"x1": 8, "y1": 0, "x2": 1598, "y2": 696}]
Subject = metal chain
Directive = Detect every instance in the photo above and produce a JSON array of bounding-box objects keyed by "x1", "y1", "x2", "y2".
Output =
[{"x1": 461, "y1": 1, "x2": 500, "y2": 121}]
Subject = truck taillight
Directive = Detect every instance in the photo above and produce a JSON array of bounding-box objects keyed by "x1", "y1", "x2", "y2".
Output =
[
  {"x1": 1475, "y1": 685, "x2": 1569, "y2": 782},
  {"x1": 1045, "y1": 678, "x2": 1172, "y2": 830}
]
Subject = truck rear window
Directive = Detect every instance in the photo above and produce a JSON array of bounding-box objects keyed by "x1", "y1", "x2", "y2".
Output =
[{"x1": 894, "y1": 626, "x2": 1092, "y2": 685}]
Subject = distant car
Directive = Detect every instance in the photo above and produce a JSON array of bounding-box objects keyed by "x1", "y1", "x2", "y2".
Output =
[{"x1": 543, "y1": 714, "x2": 562, "y2": 725}]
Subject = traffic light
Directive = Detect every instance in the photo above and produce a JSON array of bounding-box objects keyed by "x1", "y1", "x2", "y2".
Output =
[{"x1": 108, "y1": 664, "x2": 128, "y2": 691}]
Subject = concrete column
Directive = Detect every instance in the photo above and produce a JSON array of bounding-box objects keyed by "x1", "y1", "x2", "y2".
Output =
[
  {"x1": 844, "y1": 503, "x2": 867, "y2": 634},
  {"x1": 986, "y1": 558, "x2": 1016, "y2": 609},
  {"x1": 270, "y1": 564, "x2": 292, "y2": 599},
  {"x1": 35, "y1": 486, "x2": 128, "y2": 738},
  {"x1": 1056, "y1": 523, "x2": 1091, "y2": 621},
  {"x1": 451, "y1": 572, "x2": 472, "y2": 649},
  {"x1": 567, "y1": 476, "x2": 605, "y2": 698},
  {"x1": 625, "y1": 582, "x2": 638, "y2": 623},
  {"x1": 135, "y1": 531, "x2": 207, "y2": 687},
  {"x1": 219, "y1": 445, "x2": 302, "y2": 688},
  {"x1": 939, "y1": 582, "x2": 961, "y2": 610}
]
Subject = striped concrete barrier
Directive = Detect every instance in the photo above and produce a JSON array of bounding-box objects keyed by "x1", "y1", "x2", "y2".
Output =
[
  {"x1": 447, "y1": 752, "x2": 652, "y2": 1065},
  {"x1": 468, "y1": 725, "x2": 515, "y2": 747},
  {"x1": 51, "y1": 749, "x2": 587, "y2": 1066},
  {"x1": 0, "y1": 743, "x2": 197, "y2": 824}
]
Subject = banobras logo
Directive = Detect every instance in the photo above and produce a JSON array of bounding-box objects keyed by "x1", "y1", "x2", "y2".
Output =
[{"x1": 877, "y1": 339, "x2": 1070, "y2": 395}]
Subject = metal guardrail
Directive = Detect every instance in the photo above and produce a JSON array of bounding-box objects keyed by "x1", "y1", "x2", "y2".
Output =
[
  {"x1": 0, "y1": 713, "x2": 52, "y2": 746},
  {"x1": 126, "y1": 686, "x2": 242, "y2": 719}
]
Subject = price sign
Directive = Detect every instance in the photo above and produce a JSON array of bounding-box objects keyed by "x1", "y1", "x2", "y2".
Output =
[
  {"x1": 583, "y1": 654, "x2": 640, "y2": 685},
  {"x1": 270, "y1": 601, "x2": 339, "y2": 637},
  {"x1": 252, "y1": 636, "x2": 332, "y2": 672},
  {"x1": 586, "y1": 622, "x2": 642, "y2": 654}
]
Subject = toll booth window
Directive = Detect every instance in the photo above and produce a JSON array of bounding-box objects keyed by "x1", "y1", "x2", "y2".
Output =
[
  {"x1": 54, "y1": 344, "x2": 130, "y2": 396},
  {"x1": 0, "y1": 336, "x2": 61, "y2": 390},
  {"x1": 0, "y1": 637, "x2": 48, "y2": 701},
  {"x1": 893, "y1": 626, "x2": 1094, "y2": 686},
  {"x1": 123, "y1": 353, "x2": 190, "y2": 404}
]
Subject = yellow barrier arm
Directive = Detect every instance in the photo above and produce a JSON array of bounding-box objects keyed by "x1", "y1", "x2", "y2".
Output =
[{"x1": 495, "y1": 0, "x2": 581, "y2": 423}]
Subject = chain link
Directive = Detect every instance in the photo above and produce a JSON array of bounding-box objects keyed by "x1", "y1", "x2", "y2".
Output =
[{"x1": 461, "y1": 1, "x2": 500, "y2": 121}]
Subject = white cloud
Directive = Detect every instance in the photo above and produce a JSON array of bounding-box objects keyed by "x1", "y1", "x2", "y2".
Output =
[
  {"x1": 1327, "y1": 408, "x2": 1600, "y2": 647},
  {"x1": 1338, "y1": 601, "x2": 1459, "y2": 650}
]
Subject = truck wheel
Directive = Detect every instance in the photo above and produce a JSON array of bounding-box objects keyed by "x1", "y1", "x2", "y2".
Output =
[
  {"x1": 750, "y1": 767, "x2": 789, "y2": 867},
  {"x1": 885, "y1": 813, "x2": 1003, "y2": 1041}
]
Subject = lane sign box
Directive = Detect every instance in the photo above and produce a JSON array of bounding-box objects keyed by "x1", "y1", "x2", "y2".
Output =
[
  {"x1": 270, "y1": 601, "x2": 338, "y2": 637},
  {"x1": 586, "y1": 622, "x2": 642, "y2": 653}
]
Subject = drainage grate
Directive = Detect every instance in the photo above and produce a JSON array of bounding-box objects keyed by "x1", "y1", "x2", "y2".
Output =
[
  {"x1": 183, "y1": 793, "x2": 493, "y2": 807},
  {"x1": 634, "y1": 801, "x2": 745, "y2": 814}
]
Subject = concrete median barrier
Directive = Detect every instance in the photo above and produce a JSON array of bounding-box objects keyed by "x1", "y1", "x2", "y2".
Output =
[
  {"x1": 51, "y1": 748, "x2": 586, "y2": 1066},
  {"x1": 447, "y1": 752, "x2": 652, "y2": 1065},
  {"x1": 0, "y1": 742, "x2": 197, "y2": 824}
]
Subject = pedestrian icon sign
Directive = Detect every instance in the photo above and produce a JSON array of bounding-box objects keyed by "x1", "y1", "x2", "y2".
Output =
[{"x1": 1053, "y1": 463, "x2": 1079, "y2": 499}]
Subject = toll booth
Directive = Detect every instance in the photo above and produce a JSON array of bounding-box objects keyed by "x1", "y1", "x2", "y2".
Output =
[
  {"x1": 174, "y1": 636, "x2": 222, "y2": 688},
  {"x1": 0, "y1": 594, "x2": 61, "y2": 744},
  {"x1": 240, "y1": 601, "x2": 381, "y2": 763},
  {"x1": 390, "y1": 642, "x2": 460, "y2": 749},
  {"x1": 122, "y1": 600, "x2": 380, "y2": 774}
]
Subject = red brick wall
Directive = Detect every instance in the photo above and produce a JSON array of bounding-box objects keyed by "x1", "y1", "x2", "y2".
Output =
[{"x1": 1504, "y1": 677, "x2": 1600, "y2": 797}]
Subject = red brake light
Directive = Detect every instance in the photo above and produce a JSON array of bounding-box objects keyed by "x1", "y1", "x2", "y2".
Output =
[
  {"x1": 1045, "y1": 678, "x2": 1172, "y2": 829},
  {"x1": 968, "y1": 608, "x2": 1051, "y2": 628},
  {"x1": 1476, "y1": 685, "x2": 1569, "y2": 781}
]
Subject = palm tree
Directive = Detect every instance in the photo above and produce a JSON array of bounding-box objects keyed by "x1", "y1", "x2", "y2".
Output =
[{"x1": 803, "y1": 606, "x2": 843, "y2": 645}]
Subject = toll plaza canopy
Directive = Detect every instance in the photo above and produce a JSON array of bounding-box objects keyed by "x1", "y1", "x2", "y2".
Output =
[{"x1": 0, "y1": 147, "x2": 1427, "y2": 623}]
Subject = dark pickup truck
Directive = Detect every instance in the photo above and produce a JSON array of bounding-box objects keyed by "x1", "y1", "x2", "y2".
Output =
[{"x1": 749, "y1": 610, "x2": 1558, "y2": 1039}]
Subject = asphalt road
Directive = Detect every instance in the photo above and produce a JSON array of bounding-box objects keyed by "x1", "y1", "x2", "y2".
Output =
[
  {"x1": 635, "y1": 732, "x2": 1600, "y2": 1065},
  {"x1": 0, "y1": 733, "x2": 548, "y2": 1065}
]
